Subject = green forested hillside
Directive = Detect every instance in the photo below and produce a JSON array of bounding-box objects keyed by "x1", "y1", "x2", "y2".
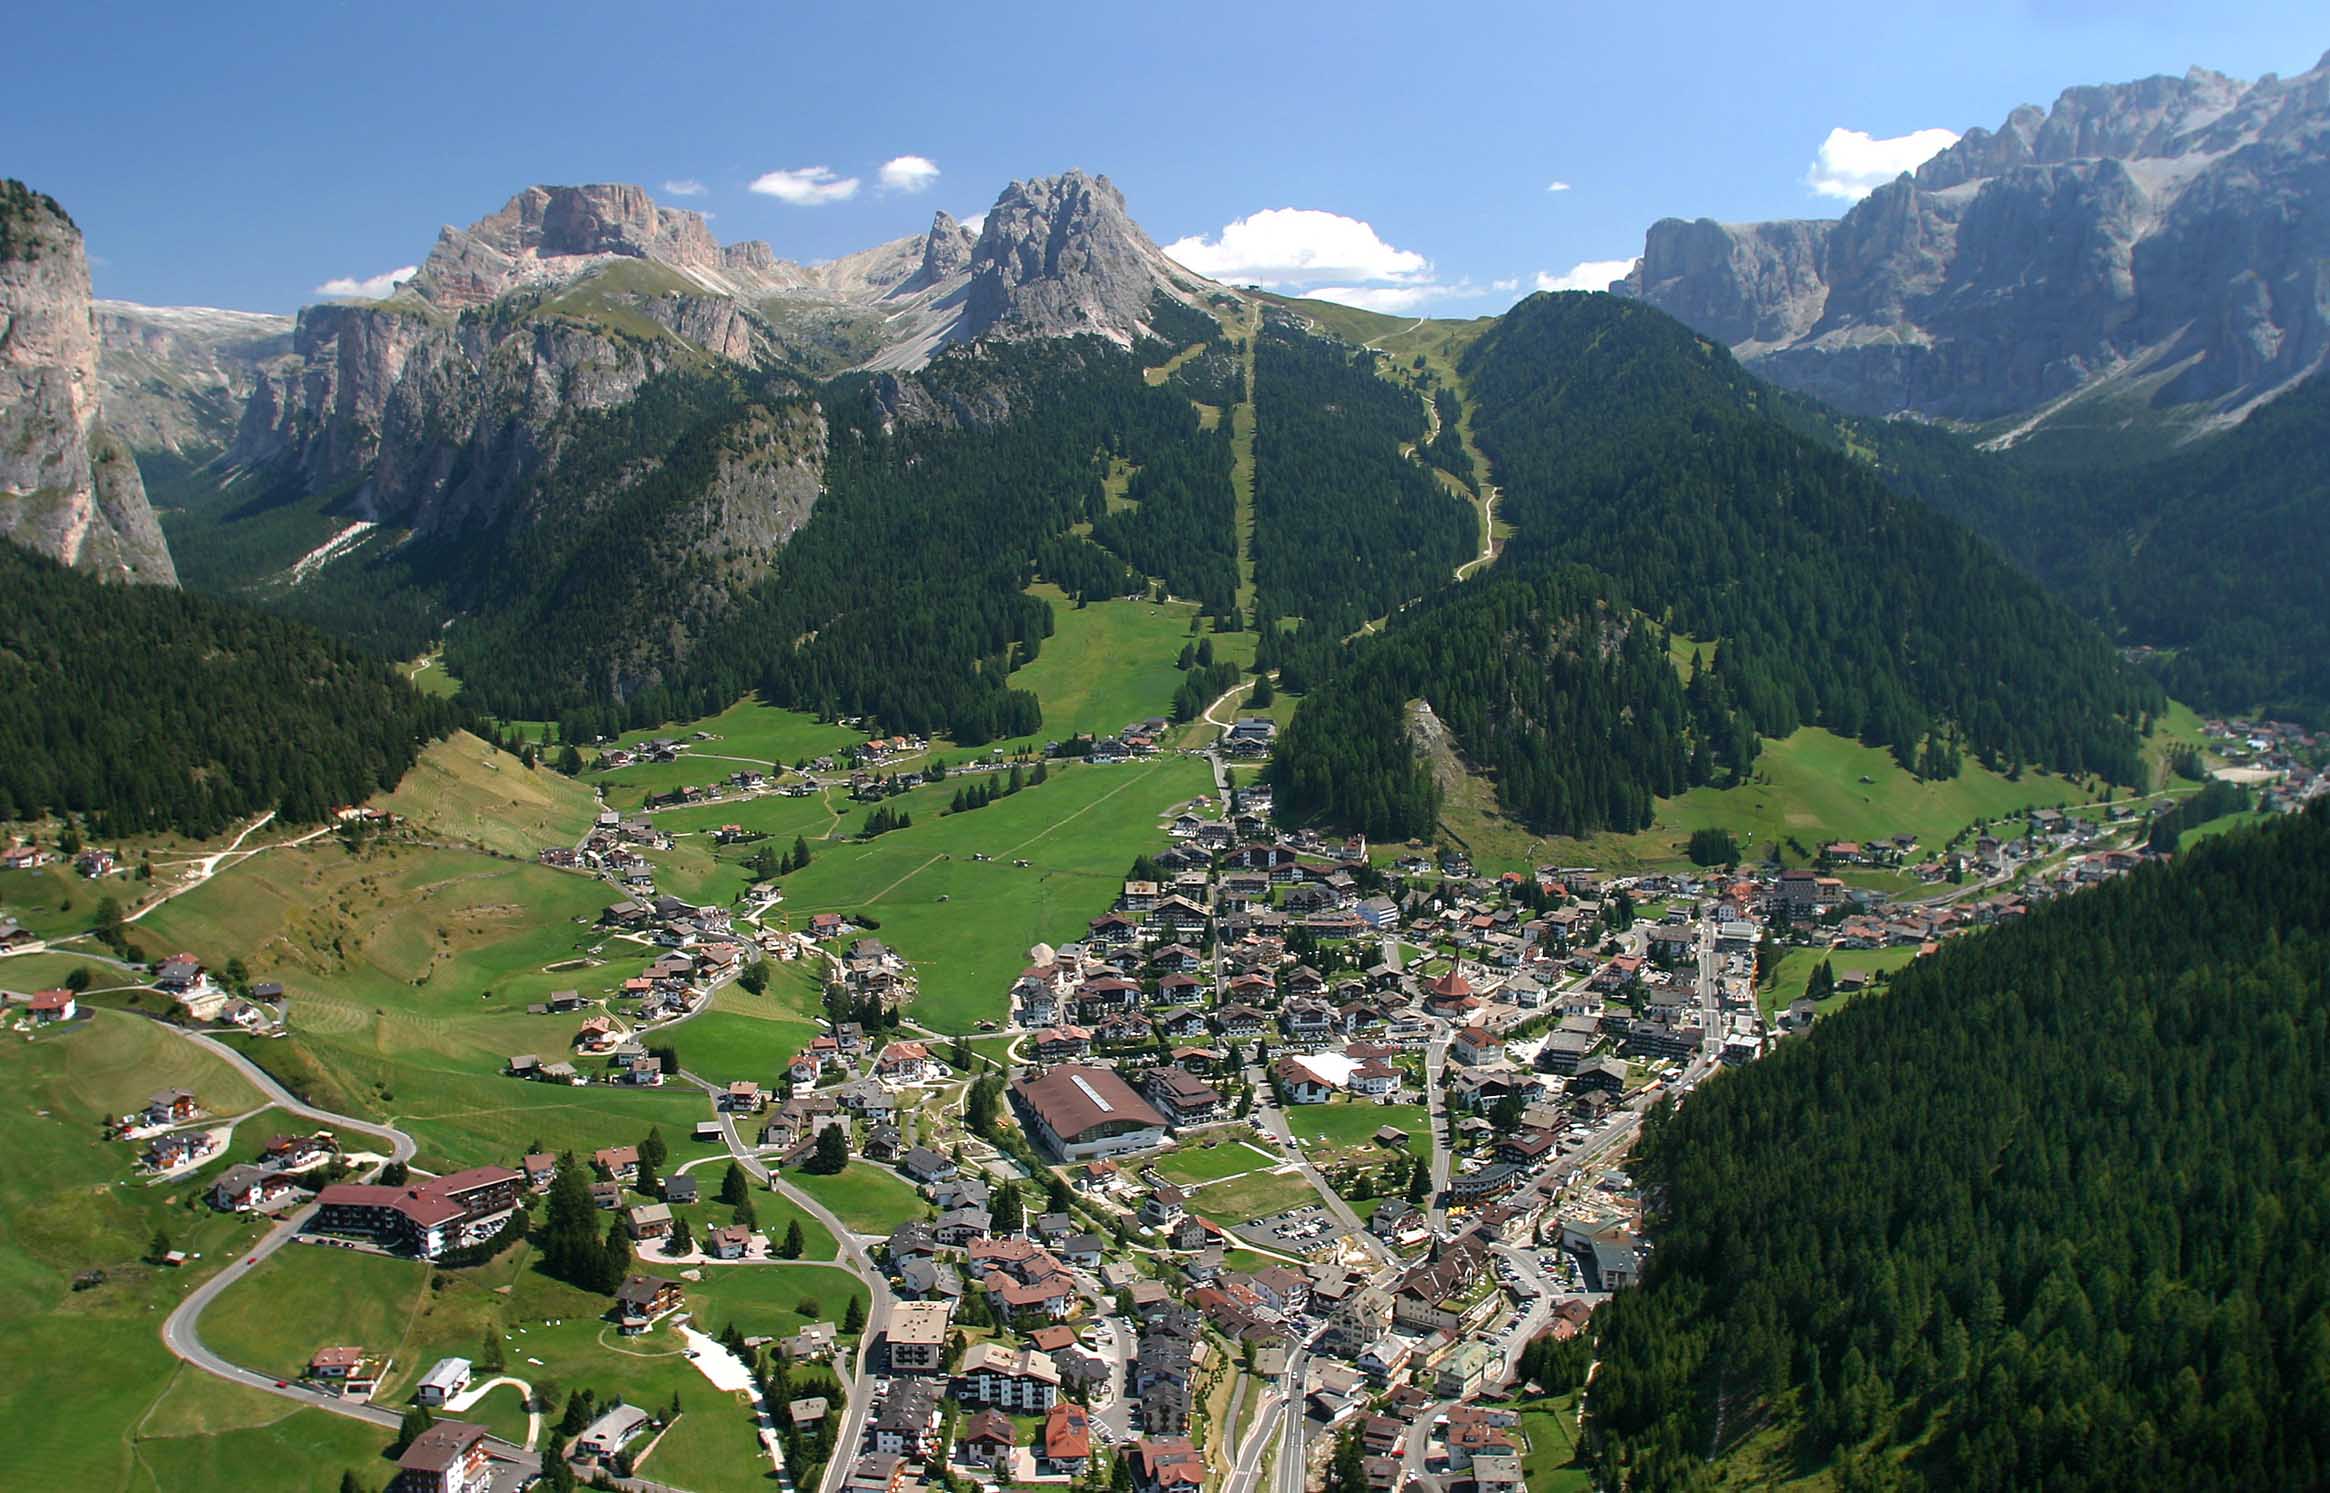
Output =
[
  {"x1": 1252, "y1": 317, "x2": 1476, "y2": 631},
  {"x1": 0, "y1": 541, "x2": 461, "y2": 834},
  {"x1": 1265, "y1": 294, "x2": 2159, "y2": 839},
  {"x1": 1766, "y1": 372, "x2": 2330, "y2": 724},
  {"x1": 1463, "y1": 294, "x2": 2158, "y2": 787},
  {"x1": 1272, "y1": 568, "x2": 1749, "y2": 837},
  {"x1": 1587, "y1": 804, "x2": 2330, "y2": 1491}
]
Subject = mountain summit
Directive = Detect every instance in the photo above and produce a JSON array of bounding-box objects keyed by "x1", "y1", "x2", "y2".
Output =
[{"x1": 1619, "y1": 53, "x2": 2330, "y2": 443}]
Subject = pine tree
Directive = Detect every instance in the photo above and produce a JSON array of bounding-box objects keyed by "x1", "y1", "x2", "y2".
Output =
[
  {"x1": 720, "y1": 1161, "x2": 749, "y2": 1206},
  {"x1": 844, "y1": 1294, "x2": 866, "y2": 1333},
  {"x1": 781, "y1": 1220, "x2": 806, "y2": 1259}
]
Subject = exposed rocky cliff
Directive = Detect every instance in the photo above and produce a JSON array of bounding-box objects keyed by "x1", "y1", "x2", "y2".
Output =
[
  {"x1": 961, "y1": 171, "x2": 1211, "y2": 345},
  {"x1": 0, "y1": 180, "x2": 176, "y2": 582},
  {"x1": 93, "y1": 300, "x2": 292, "y2": 457},
  {"x1": 1619, "y1": 53, "x2": 2330, "y2": 438}
]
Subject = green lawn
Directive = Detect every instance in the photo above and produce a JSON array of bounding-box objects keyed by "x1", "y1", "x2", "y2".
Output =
[
  {"x1": 684, "y1": 1262, "x2": 867, "y2": 1337},
  {"x1": 1152, "y1": 1138, "x2": 1282, "y2": 1186},
  {"x1": 1284, "y1": 1101, "x2": 1426, "y2": 1168},
  {"x1": 746, "y1": 1181, "x2": 840, "y2": 1262},
  {"x1": 786, "y1": 1162, "x2": 930, "y2": 1236},
  {"x1": 1512, "y1": 1393, "x2": 1592, "y2": 1492},
  {"x1": 1187, "y1": 1166, "x2": 1319, "y2": 1226},
  {"x1": 774, "y1": 754, "x2": 1215, "y2": 1031},
  {"x1": 1760, "y1": 945, "x2": 1921, "y2": 1020}
]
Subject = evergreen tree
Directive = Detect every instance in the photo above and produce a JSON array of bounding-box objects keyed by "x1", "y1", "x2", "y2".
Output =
[
  {"x1": 781, "y1": 1220, "x2": 806, "y2": 1259},
  {"x1": 719, "y1": 1162, "x2": 749, "y2": 1207}
]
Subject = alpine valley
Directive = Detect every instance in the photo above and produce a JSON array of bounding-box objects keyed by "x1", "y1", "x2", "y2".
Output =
[{"x1": 2, "y1": 33, "x2": 2328, "y2": 1493}]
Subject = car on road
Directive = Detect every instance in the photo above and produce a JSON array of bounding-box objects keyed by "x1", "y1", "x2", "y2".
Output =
[{"x1": 274, "y1": 1380, "x2": 287, "y2": 1388}]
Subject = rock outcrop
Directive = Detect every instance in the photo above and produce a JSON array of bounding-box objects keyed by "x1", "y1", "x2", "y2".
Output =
[
  {"x1": 93, "y1": 300, "x2": 293, "y2": 457},
  {"x1": 961, "y1": 170, "x2": 1209, "y2": 345},
  {"x1": 1619, "y1": 53, "x2": 2330, "y2": 434},
  {"x1": 0, "y1": 180, "x2": 175, "y2": 582}
]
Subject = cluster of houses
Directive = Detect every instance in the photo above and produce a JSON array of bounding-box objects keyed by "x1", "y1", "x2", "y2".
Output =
[{"x1": 0, "y1": 839, "x2": 125, "y2": 877}]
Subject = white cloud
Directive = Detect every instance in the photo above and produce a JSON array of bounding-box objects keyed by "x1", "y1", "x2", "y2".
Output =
[
  {"x1": 1533, "y1": 259, "x2": 1635, "y2": 294},
  {"x1": 1302, "y1": 284, "x2": 1444, "y2": 314},
  {"x1": 662, "y1": 178, "x2": 707, "y2": 197},
  {"x1": 1490, "y1": 277, "x2": 1521, "y2": 293},
  {"x1": 878, "y1": 155, "x2": 941, "y2": 194},
  {"x1": 748, "y1": 166, "x2": 860, "y2": 206},
  {"x1": 314, "y1": 264, "x2": 417, "y2": 299},
  {"x1": 1163, "y1": 208, "x2": 1430, "y2": 287},
  {"x1": 1804, "y1": 125, "x2": 1961, "y2": 201},
  {"x1": 1546, "y1": 180, "x2": 1572, "y2": 193}
]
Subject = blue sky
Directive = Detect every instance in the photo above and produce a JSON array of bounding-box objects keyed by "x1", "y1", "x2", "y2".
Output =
[{"x1": 6, "y1": 1, "x2": 2318, "y2": 316}]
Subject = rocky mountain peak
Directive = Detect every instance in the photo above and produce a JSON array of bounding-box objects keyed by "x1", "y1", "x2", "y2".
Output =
[
  {"x1": 918, "y1": 209, "x2": 976, "y2": 282},
  {"x1": 406, "y1": 182, "x2": 780, "y2": 308},
  {"x1": 0, "y1": 179, "x2": 175, "y2": 582},
  {"x1": 960, "y1": 169, "x2": 1204, "y2": 346},
  {"x1": 1619, "y1": 54, "x2": 2330, "y2": 437}
]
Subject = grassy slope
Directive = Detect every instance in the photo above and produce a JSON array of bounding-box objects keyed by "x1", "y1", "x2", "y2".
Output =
[
  {"x1": 785, "y1": 1162, "x2": 929, "y2": 1236},
  {"x1": 1432, "y1": 725, "x2": 2107, "y2": 876},
  {"x1": 0, "y1": 1011, "x2": 395, "y2": 1489},
  {"x1": 1009, "y1": 584, "x2": 1223, "y2": 742},
  {"x1": 135, "y1": 822, "x2": 716, "y2": 1170},
  {"x1": 376, "y1": 731, "x2": 601, "y2": 858}
]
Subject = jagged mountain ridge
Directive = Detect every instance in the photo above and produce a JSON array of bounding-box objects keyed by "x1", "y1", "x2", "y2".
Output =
[
  {"x1": 0, "y1": 180, "x2": 176, "y2": 583},
  {"x1": 1618, "y1": 51, "x2": 2330, "y2": 442},
  {"x1": 216, "y1": 170, "x2": 1214, "y2": 537}
]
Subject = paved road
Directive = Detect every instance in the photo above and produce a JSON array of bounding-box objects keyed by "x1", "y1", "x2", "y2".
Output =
[
  {"x1": 150, "y1": 1026, "x2": 528, "y2": 1465},
  {"x1": 158, "y1": 1022, "x2": 417, "y2": 1162},
  {"x1": 1421, "y1": 1032, "x2": 1453, "y2": 1232}
]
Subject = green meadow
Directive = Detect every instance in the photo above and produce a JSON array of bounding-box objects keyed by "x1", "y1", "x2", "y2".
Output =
[
  {"x1": 0, "y1": 1010, "x2": 397, "y2": 1490},
  {"x1": 774, "y1": 754, "x2": 1215, "y2": 1031}
]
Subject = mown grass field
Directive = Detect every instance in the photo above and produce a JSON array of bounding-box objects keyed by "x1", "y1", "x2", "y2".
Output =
[
  {"x1": 1187, "y1": 1166, "x2": 1318, "y2": 1226},
  {"x1": 1008, "y1": 584, "x2": 1228, "y2": 742},
  {"x1": 1511, "y1": 1392, "x2": 1593, "y2": 1492},
  {"x1": 1284, "y1": 1100, "x2": 1426, "y2": 1168},
  {"x1": 0, "y1": 1010, "x2": 392, "y2": 1490},
  {"x1": 1152, "y1": 1138, "x2": 1282, "y2": 1186},
  {"x1": 785, "y1": 1162, "x2": 929, "y2": 1237},
  {"x1": 776, "y1": 754, "x2": 1215, "y2": 1031}
]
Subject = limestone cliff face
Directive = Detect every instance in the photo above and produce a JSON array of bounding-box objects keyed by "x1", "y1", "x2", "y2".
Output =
[
  {"x1": 93, "y1": 300, "x2": 292, "y2": 457},
  {"x1": 1619, "y1": 53, "x2": 2330, "y2": 430},
  {"x1": 0, "y1": 180, "x2": 175, "y2": 582}
]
